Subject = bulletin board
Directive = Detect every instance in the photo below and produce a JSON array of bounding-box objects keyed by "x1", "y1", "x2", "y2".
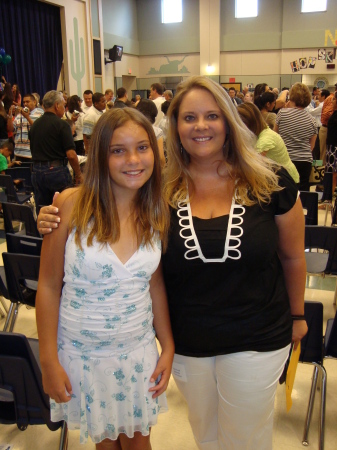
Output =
[{"x1": 221, "y1": 82, "x2": 242, "y2": 92}]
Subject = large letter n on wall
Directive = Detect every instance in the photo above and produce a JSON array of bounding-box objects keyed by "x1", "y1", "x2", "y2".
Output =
[{"x1": 325, "y1": 30, "x2": 337, "y2": 46}]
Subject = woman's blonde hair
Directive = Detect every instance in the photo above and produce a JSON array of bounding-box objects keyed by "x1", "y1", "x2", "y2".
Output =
[
  {"x1": 70, "y1": 107, "x2": 169, "y2": 250},
  {"x1": 289, "y1": 82, "x2": 312, "y2": 108},
  {"x1": 163, "y1": 76, "x2": 280, "y2": 207}
]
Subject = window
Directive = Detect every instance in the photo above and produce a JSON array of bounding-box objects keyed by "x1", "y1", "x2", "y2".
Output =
[
  {"x1": 301, "y1": 0, "x2": 327, "y2": 13},
  {"x1": 235, "y1": 0, "x2": 258, "y2": 18},
  {"x1": 161, "y1": 0, "x2": 182, "y2": 23}
]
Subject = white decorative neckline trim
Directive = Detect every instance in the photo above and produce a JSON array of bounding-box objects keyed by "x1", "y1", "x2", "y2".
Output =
[{"x1": 177, "y1": 197, "x2": 245, "y2": 263}]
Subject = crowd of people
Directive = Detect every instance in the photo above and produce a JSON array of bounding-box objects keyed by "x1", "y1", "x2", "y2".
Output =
[{"x1": 3, "y1": 74, "x2": 337, "y2": 449}]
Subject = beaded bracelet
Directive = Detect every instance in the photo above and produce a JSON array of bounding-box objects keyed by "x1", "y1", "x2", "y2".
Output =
[{"x1": 292, "y1": 315, "x2": 306, "y2": 320}]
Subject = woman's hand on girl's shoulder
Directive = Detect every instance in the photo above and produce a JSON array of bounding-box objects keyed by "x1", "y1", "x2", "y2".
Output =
[{"x1": 37, "y1": 189, "x2": 79, "y2": 234}]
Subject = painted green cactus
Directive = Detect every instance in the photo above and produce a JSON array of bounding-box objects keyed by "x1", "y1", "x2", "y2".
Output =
[{"x1": 69, "y1": 17, "x2": 85, "y2": 97}]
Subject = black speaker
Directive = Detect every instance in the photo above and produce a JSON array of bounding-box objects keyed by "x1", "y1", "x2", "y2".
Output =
[{"x1": 108, "y1": 45, "x2": 123, "y2": 62}]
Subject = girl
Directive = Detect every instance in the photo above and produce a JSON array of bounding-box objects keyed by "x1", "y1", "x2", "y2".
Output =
[
  {"x1": 12, "y1": 83, "x2": 22, "y2": 107},
  {"x1": 36, "y1": 107, "x2": 174, "y2": 450}
]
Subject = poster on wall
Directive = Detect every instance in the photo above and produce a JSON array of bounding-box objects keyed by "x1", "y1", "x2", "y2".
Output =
[
  {"x1": 318, "y1": 48, "x2": 326, "y2": 60},
  {"x1": 308, "y1": 57, "x2": 316, "y2": 68},
  {"x1": 326, "y1": 50, "x2": 334, "y2": 63},
  {"x1": 299, "y1": 58, "x2": 307, "y2": 69},
  {"x1": 290, "y1": 60, "x2": 300, "y2": 72}
]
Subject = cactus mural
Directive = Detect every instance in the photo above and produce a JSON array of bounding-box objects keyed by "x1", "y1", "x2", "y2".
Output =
[{"x1": 69, "y1": 17, "x2": 85, "y2": 97}]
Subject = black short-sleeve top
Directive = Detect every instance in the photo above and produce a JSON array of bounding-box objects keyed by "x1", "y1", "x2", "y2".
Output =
[{"x1": 161, "y1": 169, "x2": 298, "y2": 357}]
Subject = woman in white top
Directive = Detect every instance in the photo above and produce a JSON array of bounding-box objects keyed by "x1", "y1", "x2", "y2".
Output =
[{"x1": 65, "y1": 95, "x2": 85, "y2": 155}]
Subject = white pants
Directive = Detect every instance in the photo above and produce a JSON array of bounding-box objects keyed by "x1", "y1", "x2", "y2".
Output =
[{"x1": 172, "y1": 345, "x2": 290, "y2": 450}]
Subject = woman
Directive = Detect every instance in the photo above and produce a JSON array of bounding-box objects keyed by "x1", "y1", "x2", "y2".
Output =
[
  {"x1": 237, "y1": 102, "x2": 299, "y2": 183},
  {"x1": 274, "y1": 82, "x2": 317, "y2": 191},
  {"x1": 254, "y1": 91, "x2": 277, "y2": 129},
  {"x1": 37, "y1": 76, "x2": 307, "y2": 450},
  {"x1": 0, "y1": 94, "x2": 14, "y2": 146},
  {"x1": 65, "y1": 95, "x2": 85, "y2": 155},
  {"x1": 254, "y1": 83, "x2": 288, "y2": 110},
  {"x1": 243, "y1": 91, "x2": 253, "y2": 103},
  {"x1": 2, "y1": 82, "x2": 14, "y2": 113},
  {"x1": 12, "y1": 84, "x2": 22, "y2": 107},
  {"x1": 325, "y1": 91, "x2": 337, "y2": 194}
]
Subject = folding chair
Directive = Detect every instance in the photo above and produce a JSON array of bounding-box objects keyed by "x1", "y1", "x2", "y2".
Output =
[
  {"x1": 0, "y1": 174, "x2": 32, "y2": 204},
  {"x1": 300, "y1": 191, "x2": 319, "y2": 225},
  {"x1": 2, "y1": 253, "x2": 40, "y2": 332},
  {"x1": 305, "y1": 225, "x2": 337, "y2": 304},
  {"x1": 6, "y1": 232, "x2": 43, "y2": 256},
  {"x1": 0, "y1": 332, "x2": 68, "y2": 449},
  {"x1": 6, "y1": 166, "x2": 33, "y2": 194},
  {"x1": 299, "y1": 301, "x2": 326, "y2": 449},
  {"x1": 2, "y1": 202, "x2": 40, "y2": 237}
]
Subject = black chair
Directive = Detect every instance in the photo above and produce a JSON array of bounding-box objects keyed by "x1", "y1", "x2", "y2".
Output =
[
  {"x1": 6, "y1": 232, "x2": 43, "y2": 255},
  {"x1": 2, "y1": 253, "x2": 40, "y2": 332},
  {"x1": 6, "y1": 166, "x2": 33, "y2": 194},
  {"x1": 305, "y1": 225, "x2": 337, "y2": 304},
  {"x1": 300, "y1": 191, "x2": 318, "y2": 225},
  {"x1": 0, "y1": 174, "x2": 32, "y2": 204},
  {"x1": 2, "y1": 202, "x2": 40, "y2": 237},
  {"x1": 299, "y1": 301, "x2": 326, "y2": 449},
  {"x1": 0, "y1": 332, "x2": 68, "y2": 449}
]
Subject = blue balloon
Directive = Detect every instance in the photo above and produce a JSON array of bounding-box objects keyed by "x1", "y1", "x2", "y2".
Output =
[{"x1": 0, "y1": 48, "x2": 5, "y2": 57}]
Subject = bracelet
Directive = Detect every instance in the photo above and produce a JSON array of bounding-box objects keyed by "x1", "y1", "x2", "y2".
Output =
[{"x1": 292, "y1": 314, "x2": 306, "y2": 320}]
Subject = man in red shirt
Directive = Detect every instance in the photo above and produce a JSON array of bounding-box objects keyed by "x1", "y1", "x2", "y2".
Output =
[{"x1": 320, "y1": 89, "x2": 335, "y2": 163}]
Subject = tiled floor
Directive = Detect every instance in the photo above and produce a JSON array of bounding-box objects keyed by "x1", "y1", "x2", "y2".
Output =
[{"x1": 0, "y1": 209, "x2": 336, "y2": 449}]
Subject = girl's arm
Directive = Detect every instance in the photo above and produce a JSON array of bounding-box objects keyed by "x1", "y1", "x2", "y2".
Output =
[
  {"x1": 148, "y1": 261, "x2": 175, "y2": 398},
  {"x1": 35, "y1": 188, "x2": 78, "y2": 403},
  {"x1": 275, "y1": 198, "x2": 308, "y2": 349}
]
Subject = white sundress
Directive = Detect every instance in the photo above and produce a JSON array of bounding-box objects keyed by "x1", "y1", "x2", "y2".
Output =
[{"x1": 50, "y1": 230, "x2": 168, "y2": 444}]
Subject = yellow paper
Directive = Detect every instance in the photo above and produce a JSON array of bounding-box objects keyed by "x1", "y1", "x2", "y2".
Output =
[{"x1": 286, "y1": 342, "x2": 301, "y2": 412}]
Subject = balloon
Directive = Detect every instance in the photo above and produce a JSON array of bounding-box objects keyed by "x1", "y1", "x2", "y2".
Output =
[
  {"x1": 0, "y1": 48, "x2": 5, "y2": 57},
  {"x1": 3, "y1": 55, "x2": 11, "y2": 65}
]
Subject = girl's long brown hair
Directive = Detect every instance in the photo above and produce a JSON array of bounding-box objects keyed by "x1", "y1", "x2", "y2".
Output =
[{"x1": 70, "y1": 108, "x2": 169, "y2": 251}]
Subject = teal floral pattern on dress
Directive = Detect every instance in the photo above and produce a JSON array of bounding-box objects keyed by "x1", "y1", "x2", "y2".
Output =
[{"x1": 50, "y1": 231, "x2": 167, "y2": 444}]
